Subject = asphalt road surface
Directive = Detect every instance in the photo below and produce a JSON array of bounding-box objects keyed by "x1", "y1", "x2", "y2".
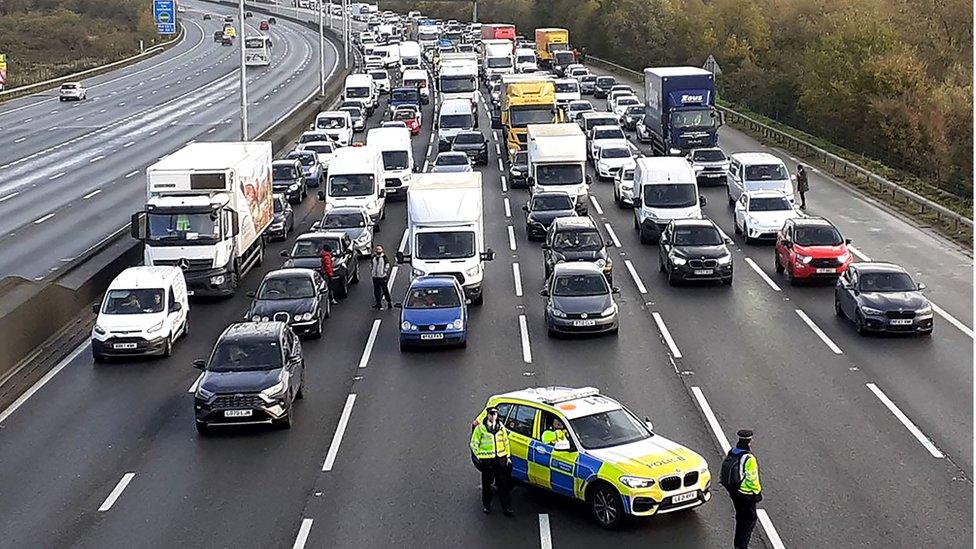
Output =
[{"x1": 0, "y1": 59, "x2": 970, "y2": 548}]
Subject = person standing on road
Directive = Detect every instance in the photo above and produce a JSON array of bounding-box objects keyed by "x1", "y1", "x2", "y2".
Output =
[
  {"x1": 579, "y1": 46, "x2": 587, "y2": 64},
  {"x1": 320, "y1": 247, "x2": 339, "y2": 304},
  {"x1": 721, "y1": 429, "x2": 763, "y2": 549},
  {"x1": 370, "y1": 245, "x2": 393, "y2": 310},
  {"x1": 470, "y1": 407, "x2": 514, "y2": 516},
  {"x1": 795, "y1": 164, "x2": 810, "y2": 210}
]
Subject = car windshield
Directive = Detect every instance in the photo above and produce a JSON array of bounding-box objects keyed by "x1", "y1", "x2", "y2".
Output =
[
  {"x1": 555, "y1": 82, "x2": 578, "y2": 93},
  {"x1": 382, "y1": 151, "x2": 410, "y2": 170},
  {"x1": 62, "y1": 84, "x2": 78, "y2": 90},
  {"x1": 323, "y1": 213, "x2": 365, "y2": 228},
  {"x1": 147, "y1": 212, "x2": 219, "y2": 242},
  {"x1": 744, "y1": 163, "x2": 788, "y2": 181},
  {"x1": 435, "y1": 154, "x2": 468, "y2": 166},
  {"x1": 340, "y1": 107, "x2": 363, "y2": 118},
  {"x1": 586, "y1": 118, "x2": 617, "y2": 131},
  {"x1": 626, "y1": 105, "x2": 643, "y2": 115},
  {"x1": 317, "y1": 116, "x2": 346, "y2": 129},
  {"x1": 858, "y1": 272, "x2": 917, "y2": 292},
  {"x1": 553, "y1": 230, "x2": 603, "y2": 251},
  {"x1": 554, "y1": 52, "x2": 575, "y2": 64},
  {"x1": 794, "y1": 226, "x2": 843, "y2": 246},
  {"x1": 440, "y1": 113, "x2": 474, "y2": 129},
  {"x1": 346, "y1": 86, "x2": 370, "y2": 98},
  {"x1": 369, "y1": 71, "x2": 387, "y2": 80},
  {"x1": 273, "y1": 197, "x2": 286, "y2": 213},
  {"x1": 454, "y1": 133, "x2": 482, "y2": 145},
  {"x1": 517, "y1": 55, "x2": 535, "y2": 63},
  {"x1": 404, "y1": 285, "x2": 461, "y2": 308},
  {"x1": 621, "y1": 169, "x2": 634, "y2": 181},
  {"x1": 393, "y1": 110, "x2": 416, "y2": 121},
  {"x1": 595, "y1": 128, "x2": 624, "y2": 140},
  {"x1": 601, "y1": 147, "x2": 631, "y2": 159},
  {"x1": 300, "y1": 133, "x2": 330, "y2": 143},
  {"x1": 329, "y1": 174, "x2": 374, "y2": 197},
  {"x1": 291, "y1": 238, "x2": 340, "y2": 257},
  {"x1": 581, "y1": 76, "x2": 597, "y2": 84},
  {"x1": 569, "y1": 103, "x2": 592, "y2": 113},
  {"x1": 570, "y1": 409, "x2": 650, "y2": 450},
  {"x1": 552, "y1": 273, "x2": 608, "y2": 296},
  {"x1": 617, "y1": 97, "x2": 639, "y2": 107},
  {"x1": 102, "y1": 289, "x2": 164, "y2": 314},
  {"x1": 509, "y1": 107, "x2": 556, "y2": 126},
  {"x1": 749, "y1": 196, "x2": 792, "y2": 211},
  {"x1": 513, "y1": 152, "x2": 528, "y2": 166},
  {"x1": 288, "y1": 153, "x2": 316, "y2": 166},
  {"x1": 392, "y1": 88, "x2": 419, "y2": 101},
  {"x1": 537, "y1": 164, "x2": 583, "y2": 186},
  {"x1": 673, "y1": 226, "x2": 723, "y2": 246},
  {"x1": 596, "y1": 76, "x2": 615, "y2": 87},
  {"x1": 671, "y1": 108, "x2": 719, "y2": 129},
  {"x1": 257, "y1": 276, "x2": 316, "y2": 300},
  {"x1": 694, "y1": 149, "x2": 726, "y2": 162},
  {"x1": 416, "y1": 231, "x2": 475, "y2": 259},
  {"x1": 273, "y1": 165, "x2": 299, "y2": 180},
  {"x1": 209, "y1": 339, "x2": 282, "y2": 372},
  {"x1": 439, "y1": 76, "x2": 476, "y2": 93},
  {"x1": 532, "y1": 195, "x2": 573, "y2": 211},
  {"x1": 643, "y1": 184, "x2": 698, "y2": 208},
  {"x1": 486, "y1": 57, "x2": 511, "y2": 68}
]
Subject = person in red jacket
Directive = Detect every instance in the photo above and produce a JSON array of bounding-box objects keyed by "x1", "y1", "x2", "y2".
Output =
[{"x1": 320, "y1": 247, "x2": 339, "y2": 304}]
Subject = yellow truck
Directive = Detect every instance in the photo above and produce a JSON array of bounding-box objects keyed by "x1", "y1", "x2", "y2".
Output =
[
  {"x1": 534, "y1": 28, "x2": 569, "y2": 69},
  {"x1": 492, "y1": 74, "x2": 562, "y2": 159}
]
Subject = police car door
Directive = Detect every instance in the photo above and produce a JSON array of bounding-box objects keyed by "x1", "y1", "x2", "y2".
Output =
[
  {"x1": 504, "y1": 404, "x2": 539, "y2": 484},
  {"x1": 538, "y1": 411, "x2": 582, "y2": 499}
]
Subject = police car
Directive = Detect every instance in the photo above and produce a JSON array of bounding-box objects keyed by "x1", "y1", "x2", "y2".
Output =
[{"x1": 474, "y1": 387, "x2": 711, "y2": 528}]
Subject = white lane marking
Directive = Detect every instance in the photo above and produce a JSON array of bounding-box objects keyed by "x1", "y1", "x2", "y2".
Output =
[
  {"x1": 207, "y1": 127, "x2": 217, "y2": 134},
  {"x1": 518, "y1": 314, "x2": 532, "y2": 363},
  {"x1": 507, "y1": 225, "x2": 517, "y2": 251},
  {"x1": 757, "y1": 510, "x2": 787, "y2": 549},
  {"x1": 422, "y1": 159, "x2": 429, "y2": 172},
  {"x1": 495, "y1": 143, "x2": 501, "y2": 155},
  {"x1": 358, "y1": 319, "x2": 381, "y2": 369},
  {"x1": 13, "y1": 137, "x2": 26, "y2": 143},
  {"x1": 0, "y1": 191, "x2": 20, "y2": 203},
  {"x1": 931, "y1": 303, "x2": 973, "y2": 338},
  {"x1": 497, "y1": 158, "x2": 503, "y2": 171},
  {"x1": 49, "y1": 172, "x2": 65, "y2": 180},
  {"x1": 89, "y1": 155, "x2": 104, "y2": 163},
  {"x1": 539, "y1": 514, "x2": 552, "y2": 549},
  {"x1": 500, "y1": 175, "x2": 508, "y2": 192},
  {"x1": 0, "y1": 342, "x2": 87, "y2": 424},
  {"x1": 292, "y1": 518, "x2": 314, "y2": 549},
  {"x1": 398, "y1": 228, "x2": 409, "y2": 253},
  {"x1": 866, "y1": 383, "x2": 944, "y2": 458},
  {"x1": 387, "y1": 266, "x2": 398, "y2": 293},
  {"x1": 604, "y1": 222, "x2": 621, "y2": 247},
  {"x1": 848, "y1": 244, "x2": 870, "y2": 261},
  {"x1": 124, "y1": 170, "x2": 139, "y2": 178},
  {"x1": 187, "y1": 372, "x2": 204, "y2": 393},
  {"x1": 493, "y1": 131, "x2": 500, "y2": 141},
  {"x1": 744, "y1": 257, "x2": 781, "y2": 292},
  {"x1": 322, "y1": 393, "x2": 357, "y2": 471},
  {"x1": 504, "y1": 197, "x2": 511, "y2": 218},
  {"x1": 123, "y1": 141, "x2": 135, "y2": 148},
  {"x1": 149, "y1": 130, "x2": 159, "y2": 136},
  {"x1": 512, "y1": 262, "x2": 523, "y2": 297},
  {"x1": 795, "y1": 309, "x2": 843, "y2": 354},
  {"x1": 33, "y1": 213, "x2": 55, "y2": 224},
  {"x1": 98, "y1": 473, "x2": 136, "y2": 512},
  {"x1": 690, "y1": 386, "x2": 731, "y2": 452},
  {"x1": 652, "y1": 312, "x2": 682, "y2": 358},
  {"x1": 47, "y1": 126, "x2": 58, "y2": 131},
  {"x1": 589, "y1": 195, "x2": 603, "y2": 215},
  {"x1": 82, "y1": 189, "x2": 102, "y2": 199},
  {"x1": 624, "y1": 259, "x2": 647, "y2": 294}
]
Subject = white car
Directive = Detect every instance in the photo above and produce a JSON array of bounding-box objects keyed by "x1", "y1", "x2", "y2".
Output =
[
  {"x1": 596, "y1": 144, "x2": 637, "y2": 181},
  {"x1": 733, "y1": 190, "x2": 802, "y2": 244},
  {"x1": 564, "y1": 99, "x2": 594, "y2": 123},
  {"x1": 568, "y1": 66, "x2": 589, "y2": 80},
  {"x1": 59, "y1": 82, "x2": 87, "y2": 101},
  {"x1": 688, "y1": 147, "x2": 731, "y2": 186},
  {"x1": 588, "y1": 125, "x2": 628, "y2": 161},
  {"x1": 607, "y1": 90, "x2": 636, "y2": 114},
  {"x1": 368, "y1": 69, "x2": 391, "y2": 94},
  {"x1": 612, "y1": 95, "x2": 641, "y2": 118},
  {"x1": 363, "y1": 55, "x2": 384, "y2": 69},
  {"x1": 613, "y1": 166, "x2": 636, "y2": 208},
  {"x1": 298, "y1": 141, "x2": 336, "y2": 171},
  {"x1": 430, "y1": 152, "x2": 472, "y2": 173}
]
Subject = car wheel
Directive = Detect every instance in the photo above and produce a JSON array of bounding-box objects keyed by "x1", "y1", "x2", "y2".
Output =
[
  {"x1": 639, "y1": 228, "x2": 650, "y2": 245},
  {"x1": 588, "y1": 482, "x2": 624, "y2": 529},
  {"x1": 667, "y1": 269, "x2": 678, "y2": 286},
  {"x1": 324, "y1": 299, "x2": 332, "y2": 319},
  {"x1": 722, "y1": 276, "x2": 733, "y2": 286},
  {"x1": 273, "y1": 412, "x2": 293, "y2": 430},
  {"x1": 336, "y1": 278, "x2": 349, "y2": 298},
  {"x1": 787, "y1": 267, "x2": 797, "y2": 286},
  {"x1": 311, "y1": 317, "x2": 323, "y2": 339},
  {"x1": 855, "y1": 312, "x2": 867, "y2": 335},
  {"x1": 296, "y1": 383, "x2": 305, "y2": 400},
  {"x1": 727, "y1": 189, "x2": 735, "y2": 206},
  {"x1": 743, "y1": 225, "x2": 752, "y2": 245},
  {"x1": 162, "y1": 335, "x2": 173, "y2": 358},
  {"x1": 471, "y1": 291, "x2": 484, "y2": 306},
  {"x1": 399, "y1": 340, "x2": 410, "y2": 352},
  {"x1": 92, "y1": 351, "x2": 107, "y2": 363},
  {"x1": 774, "y1": 254, "x2": 784, "y2": 274},
  {"x1": 195, "y1": 421, "x2": 212, "y2": 435}
]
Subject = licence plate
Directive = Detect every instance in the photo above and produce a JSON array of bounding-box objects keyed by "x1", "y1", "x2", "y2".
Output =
[
  {"x1": 573, "y1": 320, "x2": 597, "y2": 326},
  {"x1": 693, "y1": 269, "x2": 713, "y2": 276},
  {"x1": 672, "y1": 491, "x2": 697, "y2": 504},
  {"x1": 187, "y1": 290, "x2": 195, "y2": 296},
  {"x1": 816, "y1": 268, "x2": 836, "y2": 274},
  {"x1": 224, "y1": 409, "x2": 253, "y2": 418},
  {"x1": 113, "y1": 343, "x2": 138, "y2": 350},
  {"x1": 420, "y1": 333, "x2": 444, "y2": 340},
  {"x1": 889, "y1": 319, "x2": 913, "y2": 325}
]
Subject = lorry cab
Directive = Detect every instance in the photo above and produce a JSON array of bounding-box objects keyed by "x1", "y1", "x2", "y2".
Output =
[
  {"x1": 91, "y1": 266, "x2": 189, "y2": 362},
  {"x1": 323, "y1": 146, "x2": 386, "y2": 224},
  {"x1": 637, "y1": 67, "x2": 723, "y2": 155},
  {"x1": 314, "y1": 110, "x2": 353, "y2": 147},
  {"x1": 401, "y1": 68, "x2": 431, "y2": 104},
  {"x1": 343, "y1": 74, "x2": 378, "y2": 114},
  {"x1": 726, "y1": 152, "x2": 795, "y2": 205},
  {"x1": 632, "y1": 157, "x2": 705, "y2": 244},
  {"x1": 367, "y1": 126, "x2": 414, "y2": 200},
  {"x1": 436, "y1": 98, "x2": 476, "y2": 152},
  {"x1": 482, "y1": 39, "x2": 515, "y2": 79},
  {"x1": 437, "y1": 60, "x2": 479, "y2": 107}
]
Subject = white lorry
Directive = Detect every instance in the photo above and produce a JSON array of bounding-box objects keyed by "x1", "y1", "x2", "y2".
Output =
[
  {"x1": 397, "y1": 173, "x2": 495, "y2": 305},
  {"x1": 131, "y1": 142, "x2": 273, "y2": 296},
  {"x1": 437, "y1": 52, "x2": 479, "y2": 107},
  {"x1": 482, "y1": 39, "x2": 515, "y2": 79},
  {"x1": 527, "y1": 124, "x2": 590, "y2": 215}
]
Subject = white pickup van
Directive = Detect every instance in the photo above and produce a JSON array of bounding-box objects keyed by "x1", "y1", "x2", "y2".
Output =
[{"x1": 323, "y1": 146, "x2": 386, "y2": 223}]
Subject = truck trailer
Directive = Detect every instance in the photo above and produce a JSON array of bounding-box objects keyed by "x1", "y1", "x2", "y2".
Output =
[{"x1": 636, "y1": 67, "x2": 723, "y2": 155}]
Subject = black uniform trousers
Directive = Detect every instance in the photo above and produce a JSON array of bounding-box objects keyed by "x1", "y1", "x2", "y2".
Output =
[
  {"x1": 732, "y1": 493, "x2": 759, "y2": 548},
  {"x1": 480, "y1": 457, "x2": 512, "y2": 510}
]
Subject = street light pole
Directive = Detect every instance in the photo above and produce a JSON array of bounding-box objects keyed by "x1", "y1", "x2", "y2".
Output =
[
  {"x1": 238, "y1": 0, "x2": 248, "y2": 140},
  {"x1": 318, "y1": 0, "x2": 326, "y2": 95},
  {"x1": 342, "y1": 0, "x2": 349, "y2": 68}
]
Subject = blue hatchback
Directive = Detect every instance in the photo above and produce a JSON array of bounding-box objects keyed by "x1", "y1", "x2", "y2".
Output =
[{"x1": 396, "y1": 276, "x2": 468, "y2": 350}]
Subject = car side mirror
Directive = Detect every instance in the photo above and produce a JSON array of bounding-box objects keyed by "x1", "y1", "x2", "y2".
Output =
[
  {"x1": 193, "y1": 359, "x2": 207, "y2": 370},
  {"x1": 521, "y1": 205, "x2": 529, "y2": 212},
  {"x1": 699, "y1": 195, "x2": 707, "y2": 207},
  {"x1": 311, "y1": 222, "x2": 321, "y2": 230},
  {"x1": 725, "y1": 237, "x2": 734, "y2": 245},
  {"x1": 553, "y1": 439, "x2": 570, "y2": 451},
  {"x1": 393, "y1": 302, "x2": 403, "y2": 308},
  {"x1": 395, "y1": 251, "x2": 407, "y2": 264},
  {"x1": 539, "y1": 289, "x2": 549, "y2": 297},
  {"x1": 480, "y1": 248, "x2": 495, "y2": 261},
  {"x1": 378, "y1": 189, "x2": 387, "y2": 198},
  {"x1": 91, "y1": 303, "x2": 100, "y2": 314},
  {"x1": 280, "y1": 250, "x2": 290, "y2": 257},
  {"x1": 246, "y1": 291, "x2": 256, "y2": 298},
  {"x1": 917, "y1": 282, "x2": 926, "y2": 291},
  {"x1": 845, "y1": 238, "x2": 852, "y2": 245},
  {"x1": 171, "y1": 302, "x2": 183, "y2": 312},
  {"x1": 644, "y1": 416, "x2": 654, "y2": 432}
]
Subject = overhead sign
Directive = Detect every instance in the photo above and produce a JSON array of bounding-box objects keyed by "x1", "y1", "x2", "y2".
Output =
[
  {"x1": 153, "y1": 0, "x2": 177, "y2": 34},
  {"x1": 0, "y1": 54, "x2": 7, "y2": 90},
  {"x1": 703, "y1": 54, "x2": 722, "y2": 76}
]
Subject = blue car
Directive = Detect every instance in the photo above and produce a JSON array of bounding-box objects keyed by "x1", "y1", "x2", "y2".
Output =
[{"x1": 396, "y1": 276, "x2": 468, "y2": 350}]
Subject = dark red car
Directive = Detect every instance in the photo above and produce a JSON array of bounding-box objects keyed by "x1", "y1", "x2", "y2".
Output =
[
  {"x1": 259, "y1": 20, "x2": 270, "y2": 30},
  {"x1": 392, "y1": 107, "x2": 421, "y2": 136},
  {"x1": 774, "y1": 217, "x2": 852, "y2": 284}
]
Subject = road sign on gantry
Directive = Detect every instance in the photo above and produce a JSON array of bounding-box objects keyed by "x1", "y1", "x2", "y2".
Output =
[{"x1": 154, "y1": 0, "x2": 177, "y2": 34}]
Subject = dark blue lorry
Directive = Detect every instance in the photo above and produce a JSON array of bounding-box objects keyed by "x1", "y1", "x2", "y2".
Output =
[{"x1": 636, "y1": 67, "x2": 723, "y2": 155}]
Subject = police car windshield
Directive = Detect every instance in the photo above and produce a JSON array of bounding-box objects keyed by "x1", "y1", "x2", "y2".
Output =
[
  {"x1": 569, "y1": 409, "x2": 651, "y2": 450},
  {"x1": 404, "y1": 286, "x2": 461, "y2": 308}
]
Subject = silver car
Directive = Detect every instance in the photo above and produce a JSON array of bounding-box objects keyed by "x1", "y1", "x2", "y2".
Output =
[{"x1": 314, "y1": 206, "x2": 374, "y2": 257}]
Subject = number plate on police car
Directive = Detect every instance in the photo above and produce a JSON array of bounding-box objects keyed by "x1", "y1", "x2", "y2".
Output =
[
  {"x1": 573, "y1": 319, "x2": 597, "y2": 326},
  {"x1": 113, "y1": 343, "x2": 138, "y2": 350},
  {"x1": 420, "y1": 333, "x2": 444, "y2": 340},
  {"x1": 816, "y1": 268, "x2": 835, "y2": 274},
  {"x1": 672, "y1": 492, "x2": 697, "y2": 504},
  {"x1": 224, "y1": 409, "x2": 252, "y2": 418},
  {"x1": 889, "y1": 319, "x2": 913, "y2": 325},
  {"x1": 693, "y1": 269, "x2": 713, "y2": 276}
]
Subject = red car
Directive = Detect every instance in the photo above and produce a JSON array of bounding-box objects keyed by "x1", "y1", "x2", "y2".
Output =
[
  {"x1": 392, "y1": 107, "x2": 421, "y2": 135},
  {"x1": 259, "y1": 20, "x2": 270, "y2": 30},
  {"x1": 774, "y1": 217, "x2": 852, "y2": 284}
]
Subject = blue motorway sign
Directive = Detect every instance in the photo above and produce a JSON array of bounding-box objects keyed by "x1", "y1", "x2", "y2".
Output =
[{"x1": 153, "y1": 0, "x2": 177, "y2": 34}]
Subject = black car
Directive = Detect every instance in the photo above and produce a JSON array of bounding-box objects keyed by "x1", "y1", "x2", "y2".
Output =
[
  {"x1": 509, "y1": 150, "x2": 529, "y2": 188},
  {"x1": 244, "y1": 11, "x2": 252, "y2": 18},
  {"x1": 451, "y1": 130, "x2": 489, "y2": 166},
  {"x1": 224, "y1": 15, "x2": 233, "y2": 22},
  {"x1": 658, "y1": 219, "x2": 733, "y2": 285},
  {"x1": 543, "y1": 216, "x2": 613, "y2": 282},
  {"x1": 220, "y1": 36, "x2": 233, "y2": 46},
  {"x1": 579, "y1": 75, "x2": 598, "y2": 96},
  {"x1": 203, "y1": 13, "x2": 212, "y2": 20},
  {"x1": 247, "y1": 268, "x2": 330, "y2": 338},
  {"x1": 193, "y1": 322, "x2": 305, "y2": 434},
  {"x1": 268, "y1": 17, "x2": 276, "y2": 25},
  {"x1": 283, "y1": 232, "x2": 359, "y2": 298},
  {"x1": 593, "y1": 75, "x2": 616, "y2": 99},
  {"x1": 541, "y1": 262, "x2": 619, "y2": 337},
  {"x1": 272, "y1": 159, "x2": 307, "y2": 204},
  {"x1": 621, "y1": 104, "x2": 645, "y2": 131},
  {"x1": 213, "y1": 30, "x2": 224, "y2": 42},
  {"x1": 834, "y1": 262, "x2": 933, "y2": 335},
  {"x1": 269, "y1": 194, "x2": 294, "y2": 241},
  {"x1": 523, "y1": 191, "x2": 577, "y2": 241}
]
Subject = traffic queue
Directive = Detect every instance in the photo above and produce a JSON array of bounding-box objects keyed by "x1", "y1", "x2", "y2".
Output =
[{"x1": 85, "y1": 6, "x2": 935, "y2": 541}]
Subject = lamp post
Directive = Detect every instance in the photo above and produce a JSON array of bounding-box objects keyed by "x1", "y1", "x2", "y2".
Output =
[
  {"x1": 319, "y1": 1, "x2": 326, "y2": 95},
  {"x1": 238, "y1": 0, "x2": 248, "y2": 140}
]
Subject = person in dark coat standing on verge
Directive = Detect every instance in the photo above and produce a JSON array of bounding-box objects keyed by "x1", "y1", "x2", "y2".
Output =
[
  {"x1": 579, "y1": 46, "x2": 587, "y2": 64},
  {"x1": 727, "y1": 429, "x2": 762, "y2": 548},
  {"x1": 795, "y1": 164, "x2": 810, "y2": 210},
  {"x1": 320, "y1": 248, "x2": 339, "y2": 304},
  {"x1": 370, "y1": 245, "x2": 393, "y2": 310}
]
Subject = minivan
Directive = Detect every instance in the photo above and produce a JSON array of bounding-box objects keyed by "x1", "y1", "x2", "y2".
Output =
[
  {"x1": 343, "y1": 73, "x2": 378, "y2": 114},
  {"x1": 437, "y1": 98, "x2": 476, "y2": 152},
  {"x1": 726, "y1": 152, "x2": 795, "y2": 205},
  {"x1": 632, "y1": 157, "x2": 705, "y2": 243},
  {"x1": 314, "y1": 110, "x2": 353, "y2": 147},
  {"x1": 322, "y1": 146, "x2": 386, "y2": 223},
  {"x1": 367, "y1": 126, "x2": 414, "y2": 200},
  {"x1": 92, "y1": 266, "x2": 189, "y2": 362}
]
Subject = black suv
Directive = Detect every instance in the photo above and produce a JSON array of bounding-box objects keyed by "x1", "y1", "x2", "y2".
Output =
[
  {"x1": 658, "y1": 219, "x2": 734, "y2": 286},
  {"x1": 272, "y1": 159, "x2": 306, "y2": 204},
  {"x1": 543, "y1": 216, "x2": 613, "y2": 282},
  {"x1": 283, "y1": 232, "x2": 360, "y2": 298},
  {"x1": 594, "y1": 75, "x2": 616, "y2": 99},
  {"x1": 193, "y1": 322, "x2": 305, "y2": 434},
  {"x1": 247, "y1": 268, "x2": 331, "y2": 339},
  {"x1": 523, "y1": 191, "x2": 577, "y2": 241},
  {"x1": 451, "y1": 130, "x2": 489, "y2": 166}
]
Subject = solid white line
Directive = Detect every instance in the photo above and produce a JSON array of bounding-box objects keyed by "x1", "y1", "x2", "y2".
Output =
[
  {"x1": 497, "y1": 158, "x2": 503, "y2": 171},
  {"x1": 931, "y1": 303, "x2": 973, "y2": 338},
  {"x1": 149, "y1": 130, "x2": 159, "y2": 136},
  {"x1": 504, "y1": 197, "x2": 511, "y2": 218},
  {"x1": 866, "y1": 383, "x2": 944, "y2": 458},
  {"x1": 49, "y1": 172, "x2": 65, "y2": 180},
  {"x1": 357, "y1": 319, "x2": 381, "y2": 369},
  {"x1": 0, "y1": 342, "x2": 87, "y2": 424},
  {"x1": 690, "y1": 386, "x2": 731, "y2": 452},
  {"x1": 98, "y1": 473, "x2": 135, "y2": 512},
  {"x1": 744, "y1": 257, "x2": 781, "y2": 292},
  {"x1": 512, "y1": 262, "x2": 523, "y2": 297},
  {"x1": 292, "y1": 518, "x2": 314, "y2": 549},
  {"x1": 518, "y1": 315, "x2": 532, "y2": 363},
  {"x1": 13, "y1": 136, "x2": 26, "y2": 143},
  {"x1": 795, "y1": 309, "x2": 843, "y2": 354},
  {"x1": 387, "y1": 266, "x2": 398, "y2": 292},
  {"x1": 507, "y1": 225, "x2": 517, "y2": 251},
  {"x1": 124, "y1": 170, "x2": 138, "y2": 178},
  {"x1": 187, "y1": 372, "x2": 204, "y2": 393},
  {"x1": 652, "y1": 312, "x2": 682, "y2": 358},
  {"x1": 604, "y1": 222, "x2": 622, "y2": 247},
  {"x1": 589, "y1": 195, "x2": 603, "y2": 215},
  {"x1": 422, "y1": 159, "x2": 429, "y2": 172},
  {"x1": 500, "y1": 175, "x2": 508, "y2": 192},
  {"x1": 624, "y1": 259, "x2": 647, "y2": 294},
  {"x1": 89, "y1": 155, "x2": 104, "y2": 163},
  {"x1": 848, "y1": 244, "x2": 871, "y2": 261},
  {"x1": 82, "y1": 189, "x2": 102, "y2": 199},
  {"x1": 0, "y1": 191, "x2": 20, "y2": 203},
  {"x1": 33, "y1": 213, "x2": 55, "y2": 224},
  {"x1": 322, "y1": 393, "x2": 357, "y2": 471},
  {"x1": 207, "y1": 127, "x2": 217, "y2": 134},
  {"x1": 757, "y1": 510, "x2": 786, "y2": 549},
  {"x1": 539, "y1": 514, "x2": 553, "y2": 549},
  {"x1": 398, "y1": 228, "x2": 409, "y2": 253}
]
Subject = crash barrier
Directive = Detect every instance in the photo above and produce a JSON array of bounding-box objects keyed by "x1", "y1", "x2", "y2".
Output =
[{"x1": 586, "y1": 55, "x2": 973, "y2": 235}]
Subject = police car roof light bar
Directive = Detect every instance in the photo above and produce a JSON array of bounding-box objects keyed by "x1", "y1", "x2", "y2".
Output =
[{"x1": 538, "y1": 387, "x2": 600, "y2": 405}]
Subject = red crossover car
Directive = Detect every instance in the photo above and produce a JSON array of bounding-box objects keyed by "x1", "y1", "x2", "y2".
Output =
[
  {"x1": 774, "y1": 218, "x2": 852, "y2": 284},
  {"x1": 392, "y1": 107, "x2": 421, "y2": 135}
]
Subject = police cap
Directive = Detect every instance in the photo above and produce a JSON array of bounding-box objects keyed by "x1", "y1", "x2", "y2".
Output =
[{"x1": 736, "y1": 429, "x2": 754, "y2": 440}]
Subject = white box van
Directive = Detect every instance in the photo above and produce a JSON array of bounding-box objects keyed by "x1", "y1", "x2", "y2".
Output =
[
  {"x1": 401, "y1": 68, "x2": 430, "y2": 104},
  {"x1": 398, "y1": 40, "x2": 422, "y2": 72},
  {"x1": 726, "y1": 152, "x2": 795, "y2": 205},
  {"x1": 343, "y1": 73, "x2": 378, "y2": 113},
  {"x1": 632, "y1": 157, "x2": 705, "y2": 243},
  {"x1": 437, "y1": 98, "x2": 476, "y2": 151},
  {"x1": 314, "y1": 110, "x2": 353, "y2": 147},
  {"x1": 367, "y1": 126, "x2": 414, "y2": 201},
  {"x1": 323, "y1": 146, "x2": 386, "y2": 223},
  {"x1": 91, "y1": 266, "x2": 189, "y2": 362}
]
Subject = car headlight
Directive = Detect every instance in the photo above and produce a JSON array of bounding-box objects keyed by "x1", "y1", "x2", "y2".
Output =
[
  {"x1": 401, "y1": 321, "x2": 418, "y2": 331},
  {"x1": 299, "y1": 312, "x2": 313, "y2": 321},
  {"x1": 601, "y1": 304, "x2": 617, "y2": 317},
  {"x1": 251, "y1": 315, "x2": 262, "y2": 322},
  {"x1": 147, "y1": 321, "x2": 164, "y2": 334},
  {"x1": 411, "y1": 267, "x2": 425, "y2": 277},
  {"x1": 916, "y1": 305, "x2": 933, "y2": 316},
  {"x1": 550, "y1": 307, "x2": 567, "y2": 318},
  {"x1": 93, "y1": 324, "x2": 106, "y2": 335},
  {"x1": 671, "y1": 255, "x2": 687, "y2": 266},
  {"x1": 465, "y1": 264, "x2": 481, "y2": 277},
  {"x1": 260, "y1": 379, "x2": 287, "y2": 401},
  {"x1": 796, "y1": 254, "x2": 813, "y2": 264},
  {"x1": 619, "y1": 476, "x2": 656, "y2": 489},
  {"x1": 595, "y1": 258, "x2": 606, "y2": 268},
  {"x1": 621, "y1": 183, "x2": 632, "y2": 190},
  {"x1": 747, "y1": 215, "x2": 759, "y2": 225},
  {"x1": 717, "y1": 254, "x2": 732, "y2": 265},
  {"x1": 356, "y1": 232, "x2": 371, "y2": 243},
  {"x1": 290, "y1": 183, "x2": 299, "y2": 191},
  {"x1": 510, "y1": 169, "x2": 521, "y2": 176},
  {"x1": 837, "y1": 252, "x2": 851, "y2": 263},
  {"x1": 195, "y1": 386, "x2": 215, "y2": 401},
  {"x1": 860, "y1": 306, "x2": 884, "y2": 315},
  {"x1": 451, "y1": 319, "x2": 464, "y2": 329}
]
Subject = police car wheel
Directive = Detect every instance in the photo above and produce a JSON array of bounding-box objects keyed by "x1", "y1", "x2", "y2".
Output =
[{"x1": 588, "y1": 483, "x2": 623, "y2": 529}]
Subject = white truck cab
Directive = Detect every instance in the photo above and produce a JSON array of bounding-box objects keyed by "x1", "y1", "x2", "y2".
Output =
[
  {"x1": 323, "y1": 146, "x2": 386, "y2": 223},
  {"x1": 314, "y1": 110, "x2": 354, "y2": 147},
  {"x1": 632, "y1": 156, "x2": 705, "y2": 243},
  {"x1": 367, "y1": 126, "x2": 414, "y2": 200},
  {"x1": 527, "y1": 124, "x2": 590, "y2": 215}
]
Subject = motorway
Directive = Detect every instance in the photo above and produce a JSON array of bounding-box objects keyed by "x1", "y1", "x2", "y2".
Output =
[
  {"x1": 0, "y1": 0, "x2": 339, "y2": 281},
  {"x1": 0, "y1": 43, "x2": 972, "y2": 549}
]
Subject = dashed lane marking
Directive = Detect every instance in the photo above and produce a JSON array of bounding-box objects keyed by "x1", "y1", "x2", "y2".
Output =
[
  {"x1": 867, "y1": 382, "x2": 945, "y2": 458},
  {"x1": 512, "y1": 262, "x2": 523, "y2": 297},
  {"x1": 518, "y1": 314, "x2": 533, "y2": 363},
  {"x1": 795, "y1": 309, "x2": 843, "y2": 354},
  {"x1": 322, "y1": 394, "x2": 357, "y2": 471},
  {"x1": 744, "y1": 257, "x2": 781, "y2": 292},
  {"x1": 97, "y1": 473, "x2": 135, "y2": 512},
  {"x1": 652, "y1": 312, "x2": 682, "y2": 358},
  {"x1": 624, "y1": 259, "x2": 647, "y2": 294},
  {"x1": 357, "y1": 319, "x2": 381, "y2": 369}
]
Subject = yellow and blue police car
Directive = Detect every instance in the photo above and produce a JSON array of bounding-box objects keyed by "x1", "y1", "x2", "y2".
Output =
[{"x1": 473, "y1": 386, "x2": 712, "y2": 528}]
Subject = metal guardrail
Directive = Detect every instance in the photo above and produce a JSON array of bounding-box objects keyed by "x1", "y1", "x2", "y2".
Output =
[{"x1": 586, "y1": 55, "x2": 974, "y2": 233}]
